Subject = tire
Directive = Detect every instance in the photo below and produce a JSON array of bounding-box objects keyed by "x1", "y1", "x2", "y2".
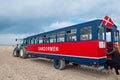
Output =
[
  {"x1": 13, "y1": 49, "x2": 19, "y2": 57},
  {"x1": 53, "y1": 59, "x2": 66, "y2": 70},
  {"x1": 13, "y1": 47, "x2": 19, "y2": 57},
  {"x1": 19, "y1": 47, "x2": 28, "y2": 59}
]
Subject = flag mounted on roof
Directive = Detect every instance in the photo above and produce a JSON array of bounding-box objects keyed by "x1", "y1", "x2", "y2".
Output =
[{"x1": 101, "y1": 16, "x2": 114, "y2": 28}]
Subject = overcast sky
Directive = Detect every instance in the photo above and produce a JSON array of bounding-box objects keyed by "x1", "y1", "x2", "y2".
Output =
[{"x1": 0, "y1": 0, "x2": 120, "y2": 45}]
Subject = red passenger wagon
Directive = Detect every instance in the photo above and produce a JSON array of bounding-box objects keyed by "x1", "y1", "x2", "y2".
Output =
[{"x1": 13, "y1": 16, "x2": 119, "y2": 70}]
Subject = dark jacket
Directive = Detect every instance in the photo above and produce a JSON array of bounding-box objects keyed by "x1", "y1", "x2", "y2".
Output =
[{"x1": 111, "y1": 51, "x2": 120, "y2": 69}]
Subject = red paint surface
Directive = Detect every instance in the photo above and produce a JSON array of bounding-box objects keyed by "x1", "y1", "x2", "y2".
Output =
[{"x1": 27, "y1": 40, "x2": 106, "y2": 58}]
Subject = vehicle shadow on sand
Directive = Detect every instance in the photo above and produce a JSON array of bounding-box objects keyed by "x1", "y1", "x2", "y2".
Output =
[{"x1": 28, "y1": 58, "x2": 115, "y2": 80}]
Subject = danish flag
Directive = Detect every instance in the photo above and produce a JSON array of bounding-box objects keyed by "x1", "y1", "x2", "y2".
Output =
[{"x1": 101, "y1": 16, "x2": 114, "y2": 28}]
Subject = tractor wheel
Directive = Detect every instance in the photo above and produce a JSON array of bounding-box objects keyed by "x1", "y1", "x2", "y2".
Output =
[
  {"x1": 19, "y1": 47, "x2": 28, "y2": 59},
  {"x1": 53, "y1": 59, "x2": 66, "y2": 70},
  {"x1": 13, "y1": 49, "x2": 19, "y2": 57},
  {"x1": 13, "y1": 47, "x2": 19, "y2": 57}
]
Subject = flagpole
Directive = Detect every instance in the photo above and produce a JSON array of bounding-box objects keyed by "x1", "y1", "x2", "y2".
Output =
[{"x1": 98, "y1": 21, "x2": 103, "y2": 29}]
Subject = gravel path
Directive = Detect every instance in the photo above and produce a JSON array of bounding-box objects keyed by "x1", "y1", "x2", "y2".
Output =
[{"x1": 0, "y1": 45, "x2": 117, "y2": 80}]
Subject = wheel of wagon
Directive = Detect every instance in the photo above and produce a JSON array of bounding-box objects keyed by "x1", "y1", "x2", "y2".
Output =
[
  {"x1": 13, "y1": 48, "x2": 19, "y2": 57},
  {"x1": 53, "y1": 59, "x2": 65, "y2": 70},
  {"x1": 19, "y1": 47, "x2": 28, "y2": 59}
]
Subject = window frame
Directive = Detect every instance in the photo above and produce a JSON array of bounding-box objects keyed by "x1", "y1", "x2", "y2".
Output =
[
  {"x1": 57, "y1": 31, "x2": 65, "y2": 42},
  {"x1": 50, "y1": 33, "x2": 56, "y2": 43},
  {"x1": 43, "y1": 35, "x2": 49, "y2": 43},
  {"x1": 80, "y1": 26, "x2": 92, "y2": 41},
  {"x1": 66, "y1": 29, "x2": 77, "y2": 42},
  {"x1": 98, "y1": 26, "x2": 105, "y2": 40}
]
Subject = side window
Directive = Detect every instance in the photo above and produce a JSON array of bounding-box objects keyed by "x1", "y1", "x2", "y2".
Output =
[
  {"x1": 66, "y1": 29, "x2": 76, "y2": 41},
  {"x1": 80, "y1": 26, "x2": 92, "y2": 40},
  {"x1": 34, "y1": 37, "x2": 39, "y2": 44},
  {"x1": 39, "y1": 37, "x2": 43, "y2": 43},
  {"x1": 31, "y1": 38, "x2": 35, "y2": 44},
  {"x1": 98, "y1": 26, "x2": 105, "y2": 40},
  {"x1": 26, "y1": 39, "x2": 29, "y2": 45},
  {"x1": 57, "y1": 31, "x2": 65, "y2": 42},
  {"x1": 24, "y1": 39, "x2": 27, "y2": 45},
  {"x1": 43, "y1": 35, "x2": 49, "y2": 43},
  {"x1": 50, "y1": 33, "x2": 56, "y2": 43},
  {"x1": 28, "y1": 39, "x2": 31, "y2": 44},
  {"x1": 114, "y1": 31, "x2": 119, "y2": 42}
]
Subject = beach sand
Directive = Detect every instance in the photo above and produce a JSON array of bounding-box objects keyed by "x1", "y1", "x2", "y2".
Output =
[{"x1": 0, "y1": 45, "x2": 117, "y2": 80}]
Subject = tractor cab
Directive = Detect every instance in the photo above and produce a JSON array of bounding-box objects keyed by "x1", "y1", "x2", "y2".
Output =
[{"x1": 15, "y1": 38, "x2": 27, "y2": 48}]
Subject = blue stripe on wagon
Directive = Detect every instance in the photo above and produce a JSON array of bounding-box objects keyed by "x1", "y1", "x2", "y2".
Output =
[{"x1": 28, "y1": 52, "x2": 107, "y2": 66}]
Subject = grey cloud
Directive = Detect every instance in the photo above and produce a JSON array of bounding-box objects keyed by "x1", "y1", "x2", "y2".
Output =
[
  {"x1": 0, "y1": 17, "x2": 57, "y2": 34},
  {"x1": 0, "y1": 0, "x2": 105, "y2": 18},
  {"x1": 0, "y1": 0, "x2": 120, "y2": 34}
]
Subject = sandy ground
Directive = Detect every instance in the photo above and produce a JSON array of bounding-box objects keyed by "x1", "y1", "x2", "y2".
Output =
[{"x1": 0, "y1": 45, "x2": 118, "y2": 80}]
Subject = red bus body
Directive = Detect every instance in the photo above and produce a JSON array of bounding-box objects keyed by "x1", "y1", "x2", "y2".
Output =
[{"x1": 16, "y1": 20, "x2": 119, "y2": 70}]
